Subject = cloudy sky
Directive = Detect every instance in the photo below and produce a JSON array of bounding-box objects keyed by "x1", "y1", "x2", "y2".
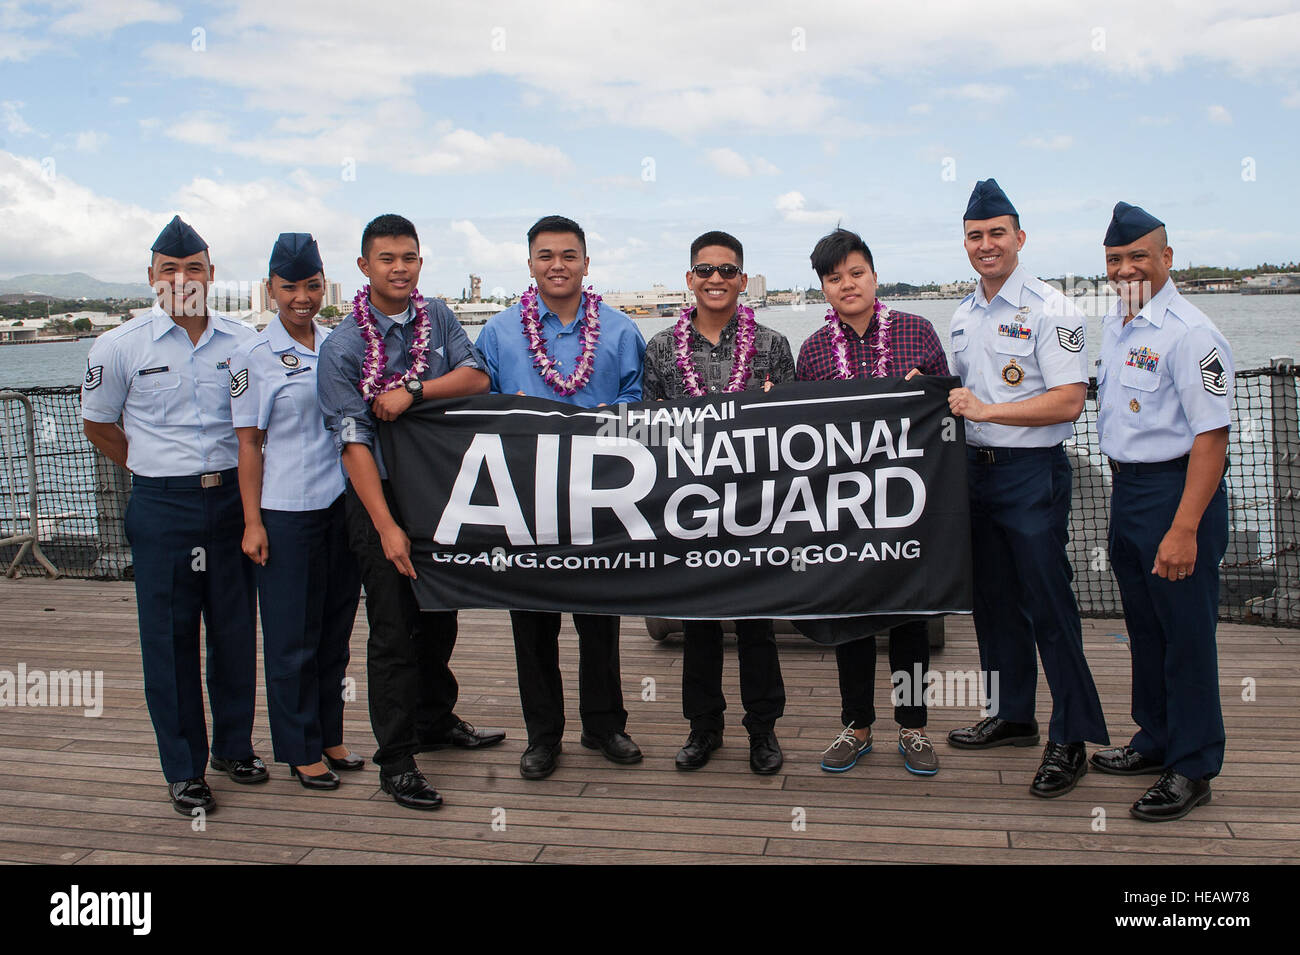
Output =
[{"x1": 1, "y1": 0, "x2": 1298, "y2": 296}]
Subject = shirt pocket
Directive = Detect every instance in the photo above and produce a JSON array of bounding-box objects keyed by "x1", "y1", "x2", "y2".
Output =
[
  {"x1": 993, "y1": 333, "x2": 1035, "y2": 358},
  {"x1": 1118, "y1": 364, "x2": 1160, "y2": 394},
  {"x1": 131, "y1": 372, "x2": 182, "y2": 423}
]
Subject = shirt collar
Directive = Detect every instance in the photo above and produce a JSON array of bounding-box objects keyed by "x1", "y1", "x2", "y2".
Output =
[
  {"x1": 689, "y1": 309, "x2": 740, "y2": 346},
  {"x1": 150, "y1": 301, "x2": 222, "y2": 345},
  {"x1": 975, "y1": 263, "x2": 1029, "y2": 310},
  {"x1": 537, "y1": 293, "x2": 592, "y2": 336},
  {"x1": 369, "y1": 302, "x2": 412, "y2": 336},
  {"x1": 1132, "y1": 278, "x2": 1176, "y2": 329},
  {"x1": 268, "y1": 315, "x2": 323, "y2": 355}
]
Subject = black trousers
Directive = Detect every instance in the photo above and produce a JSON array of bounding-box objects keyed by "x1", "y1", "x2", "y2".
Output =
[
  {"x1": 509, "y1": 611, "x2": 627, "y2": 747},
  {"x1": 344, "y1": 483, "x2": 459, "y2": 774},
  {"x1": 835, "y1": 620, "x2": 929, "y2": 729},
  {"x1": 682, "y1": 618, "x2": 785, "y2": 735}
]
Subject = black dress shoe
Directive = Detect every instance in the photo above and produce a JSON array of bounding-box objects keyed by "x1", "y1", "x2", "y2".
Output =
[
  {"x1": 675, "y1": 729, "x2": 722, "y2": 771},
  {"x1": 520, "y1": 743, "x2": 561, "y2": 780},
  {"x1": 580, "y1": 730, "x2": 643, "y2": 764},
  {"x1": 749, "y1": 732, "x2": 784, "y2": 775},
  {"x1": 209, "y1": 755, "x2": 269, "y2": 784},
  {"x1": 290, "y1": 764, "x2": 340, "y2": 791},
  {"x1": 1090, "y1": 745, "x2": 1163, "y2": 776},
  {"x1": 419, "y1": 720, "x2": 506, "y2": 751},
  {"x1": 947, "y1": 717, "x2": 1040, "y2": 750},
  {"x1": 168, "y1": 778, "x2": 215, "y2": 816},
  {"x1": 1130, "y1": 770, "x2": 1211, "y2": 822},
  {"x1": 323, "y1": 751, "x2": 366, "y2": 772},
  {"x1": 1029, "y1": 741, "x2": 1087, "y2": 798},
  {"x1": 379, "y1": 770, "x2": 443, "y2": 810}
]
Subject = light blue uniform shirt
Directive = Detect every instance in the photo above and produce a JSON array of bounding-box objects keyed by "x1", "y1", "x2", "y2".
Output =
[
  {"x1": 1097, "y1": 279, "x2": 1234, "y2": 463},
  {"x1": 81, "y1": 303, "x2": 255, "y2": 476},
  {"x1": 477, "y1": 294, "x2": 646, "y2": 406},
  {"x1": 950, "y1": 264, "x2": 1089, "y2": 448},
  {"x1": 230, "y1": 316, "x2": 344, "y2": 511}
]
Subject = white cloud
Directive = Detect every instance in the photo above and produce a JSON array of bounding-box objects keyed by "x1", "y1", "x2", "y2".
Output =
[
  {"x1": 49, "y1": 0, "x2": 180, "y2": 36},
  {"x1": 1284, "y1": 90, "x2": 1300, "y2": 108},
  {"x1": 2, "y1": 100, "x2": 32, "y2": 135},
  {"x1": 704, "y1": 148, "x2": 779, "y2": 178},
  {"x1": 775, "y1": 191, "x2": 842, "y2": 225},
  {"x1": 942, "y1": 83, "x2": 1013, "y2": 103},
  {"x1": 447, "y1": 220, "x2": 528, "y2": 273},
  {"x1": 161, "y1": 106, "x2": 572, "y2": 176},
  {"x1": 908, "y1": 103, "x2": 932, "y2": 114},
  {"x1": 74, "y1": 130, "x2": 107, "y2": 152},
  {"x1": 0, "y1": 151, "x2": 360, "y2": 284},
  {"x1": 1020, "y1": 134, "x2": 1074, "y2": 150},
  {"x1": 1207, "y1": 104, "x2": 1233, "y2": 124},
  {"x1": 110, "y1": 96, "x2": 130, "y2": 106}
]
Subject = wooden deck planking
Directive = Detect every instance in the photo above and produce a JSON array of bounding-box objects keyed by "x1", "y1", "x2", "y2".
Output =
[{"x1": 0, "y1": 578, "x2": 1297, "y2": 864}]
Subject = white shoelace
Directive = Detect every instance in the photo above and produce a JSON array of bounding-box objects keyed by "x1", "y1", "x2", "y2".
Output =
[
  {"x1": 823, "y1": 722, "x2": 863, "y2": 754},
  {"x1": 900, "y1": 728, "x2": 931, "y2": 752}
]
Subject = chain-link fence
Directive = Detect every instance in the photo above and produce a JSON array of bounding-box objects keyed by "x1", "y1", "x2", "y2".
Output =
[{"x1": 3, "y1": 371, "x2": 1298, "y2": 624}]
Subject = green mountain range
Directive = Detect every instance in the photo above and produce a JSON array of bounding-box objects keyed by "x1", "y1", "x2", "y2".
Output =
[{"x1": 0, "y1": 272, "x2": 153, "y2": 300}]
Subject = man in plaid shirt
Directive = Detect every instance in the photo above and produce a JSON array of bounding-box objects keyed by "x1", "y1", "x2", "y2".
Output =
[{"x1": 795, "y1": 227, "x2": 949, "y2": 778}]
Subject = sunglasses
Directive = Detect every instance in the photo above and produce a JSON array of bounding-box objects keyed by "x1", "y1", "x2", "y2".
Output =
[{"x1": 691, "y1": 263, "x2": 742, "y2": 279}]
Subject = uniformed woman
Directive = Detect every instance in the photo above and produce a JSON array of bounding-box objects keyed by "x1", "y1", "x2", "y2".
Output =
[{"x1": 232, "y1": 233, "x2": 364, "y2": 790}]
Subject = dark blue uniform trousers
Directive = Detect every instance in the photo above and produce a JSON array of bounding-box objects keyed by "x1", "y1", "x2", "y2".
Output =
[
  {"x1": 126, "y1": 476, "x2": 257, "y2": 783},
  {"x1": 1109, "y1": 470, "x2": 1227, "y2": 780},
  {"x1": 967, "y1": 445, "x2": 1109, "y2": 745},
  {"x1": 257, "y1": 496, "x2": 361, "y2": 766}
]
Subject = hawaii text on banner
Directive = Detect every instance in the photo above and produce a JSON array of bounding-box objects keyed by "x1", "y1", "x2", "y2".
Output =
[{"x1": 380, "y1": 377, "x2": 973, "y2": 624}]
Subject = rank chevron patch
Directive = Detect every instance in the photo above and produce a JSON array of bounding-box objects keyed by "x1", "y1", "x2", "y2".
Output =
[
  {"x1": 1055, "y1": 325, "x2": 1085, "y2": 353},
  {"x1": 83, "y1": 364, "x2": 103, "y2": 390},
  {"x1": 1199, "y1": 348, "x2": 1227, "y2": 396},
  {"x1": 229, "y1": 368, "x2": 250, "y2": 398}
]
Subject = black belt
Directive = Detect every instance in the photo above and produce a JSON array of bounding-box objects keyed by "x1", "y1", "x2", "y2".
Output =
[
  {"x1": 1107, "y1": 456, "x2": 1189, "y2": 475},
  {"x1": 967, "y1": 445, "x2": 1059, "y2": 464},
  {"x1": 132, "y1": 467, "x2": 238, "y2": 489}
]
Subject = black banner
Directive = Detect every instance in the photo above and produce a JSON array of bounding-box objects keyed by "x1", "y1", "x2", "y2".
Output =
[{"x1": 380, "y1": 377, "x2": 972, "y2": 630}]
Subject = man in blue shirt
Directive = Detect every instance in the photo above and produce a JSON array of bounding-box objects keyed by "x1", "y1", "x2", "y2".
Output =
[
  {"x1": 476, "y1": 215, "x2": 647, "y2": 779},
  {"x1": 1093, "y1": 203, "x2": 1234, "y2": 822},
  {"x1": 317, "y1": 213, "x2": 502, "y2": 810},
  {"x1": 82, "y1": 216, "x2": 264, "y2": 816}
]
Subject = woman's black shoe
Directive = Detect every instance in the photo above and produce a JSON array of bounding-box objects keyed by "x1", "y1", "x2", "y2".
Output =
[
  {"x1": 289, "y1": 764, "x2": 340, "y2": 790},
  {"x1": 323, "y1": 751, "x2": 366, "y2": 772}
]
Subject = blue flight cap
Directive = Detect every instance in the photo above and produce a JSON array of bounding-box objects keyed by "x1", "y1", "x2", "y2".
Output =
[
  {"x1": 1104, "y1": 202, "x2": 1165, "y2": 246},
  {"x1": 964, "y1": 178, "x2": 1019, "y2": 221},
  {"x1": 269, "y1": 233, "x2": 324, "y2": 282},
  {"x1": 151, "y1": 215, "x2": 208, "y2": 257}
]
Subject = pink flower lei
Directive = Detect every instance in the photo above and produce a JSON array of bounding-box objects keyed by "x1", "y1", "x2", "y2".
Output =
[
  {"x1": 520, "y1": 284, "x2": 601, "y2": 396},
  {"x1": 353, "y1": 284, "x2": 431, "y2": 402},
  {"x1": 825, "y1": 298, "x2": 893, "y2": 379},
  {"x1": 674, "y1": 304, "x2": 759, "y2": 396}
]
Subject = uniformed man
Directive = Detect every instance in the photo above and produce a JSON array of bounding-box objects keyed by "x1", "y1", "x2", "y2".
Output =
[
  {"x1": 82, "y1": 215, "x2": 264, "y2": 816},
  {"x1": 945, "y1": 179, "x2": 1110, "y2": 797},
  {"x1": 1092, "y1": 203, "x2": 1233, "y2": 821}
]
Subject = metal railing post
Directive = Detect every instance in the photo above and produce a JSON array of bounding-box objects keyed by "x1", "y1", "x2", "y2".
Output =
[{"x1": 0, "y1": 390, "x2": 60, "y2": 578}]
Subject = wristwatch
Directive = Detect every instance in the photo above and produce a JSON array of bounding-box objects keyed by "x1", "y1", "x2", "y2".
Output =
[{"x1": 404, "y1": 378, "x2": 424, "y2": 403}]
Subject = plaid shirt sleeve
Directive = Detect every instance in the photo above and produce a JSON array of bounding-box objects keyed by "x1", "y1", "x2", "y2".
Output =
[{"x1": 796, "y1": 326, "x2": 835, "y2": 381}]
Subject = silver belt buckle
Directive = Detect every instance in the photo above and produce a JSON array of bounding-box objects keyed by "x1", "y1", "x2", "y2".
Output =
[{"x1": 200, "y1": 472, "x2": 222, "y2": 488}]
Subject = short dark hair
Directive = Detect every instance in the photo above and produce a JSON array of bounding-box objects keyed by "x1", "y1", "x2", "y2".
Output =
[
  {"x1": 810, "y1": 228, "x2": 874, "y2": 279},
  {"x1": 690, "y1": 230, "x2": 743, "y2": 267},
  {"x1": 361, "y1": 214, "x2": 419, "y2": 258},
  {"x1": 527, "y1": 215, "x2": 586, "y2": 253},
  {"x1": 964, "y1": 214, "x2": 1020, "y2": 232}
]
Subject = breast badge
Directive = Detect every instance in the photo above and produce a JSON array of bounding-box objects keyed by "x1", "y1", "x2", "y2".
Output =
[
  {"x1": 280, "y1": 353, "x2": 301, "y2": 369},
  {"x1": 1129, "y1": 398, "x2": 1141, "y2": 413},
  {"x1": 1001, "y1": 358, "x2": 1025, "y2": 387}
]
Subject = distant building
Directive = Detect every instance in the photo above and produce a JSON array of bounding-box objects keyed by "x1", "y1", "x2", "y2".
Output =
[
  {"x1": 746, "y1": 274, "x2": 767, "y2": 305},
  {"x1": 469, "y1": 274, "x2": 482, "y2": 303},
  {"x1": 602, "y1": 284, "x2": 691, "y2": 316},
  {"x1": 1242, "y1": 273, "x2": 1300, "y2": 295}
]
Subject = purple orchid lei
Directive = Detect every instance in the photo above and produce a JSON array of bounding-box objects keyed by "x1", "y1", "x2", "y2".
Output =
[
  {"x1": 674, "y1": 304, "x2": 759, "y2": 396},
  {"x1": 520, "y1": 284, "x2": 601, "y2": 397},
  {"x1": 825, "y1": 298, "x2": 893, "y2": 379},
  {"x1": 353, "y1": 284, "x2": 431, "y2": 402}
]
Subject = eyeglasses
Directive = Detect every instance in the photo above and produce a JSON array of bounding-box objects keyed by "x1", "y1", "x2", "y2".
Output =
[{"x1": 691, "y1": 263, "x2": 742, "y2": 279}]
